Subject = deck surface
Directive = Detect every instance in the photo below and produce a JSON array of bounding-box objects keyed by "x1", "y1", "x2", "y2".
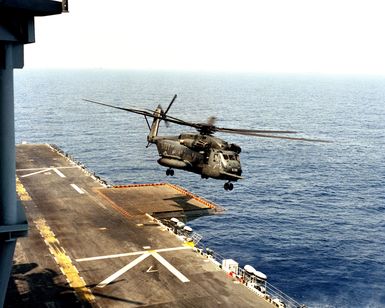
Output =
[
  {"x1": 98, "y1": 183, "x2": 220, "y2": 218},
  {"x1": 6, "y1": 144, "x2": 272, "y2": 308}
]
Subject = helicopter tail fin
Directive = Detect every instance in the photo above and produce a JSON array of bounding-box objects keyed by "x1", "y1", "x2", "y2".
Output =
[
  {"x1": 147, "y1": 105, "x2": 162, "y2": 143},
  {"x1": 147, "y1": 95, "x2": 177, "y2": 144}
]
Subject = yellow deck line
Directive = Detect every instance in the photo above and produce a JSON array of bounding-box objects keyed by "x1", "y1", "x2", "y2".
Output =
[
  {"x1": 34, "y1": 218, "x2": 95, "y2": 303},
  {"x1": 16, "y1": 176, "x2": 32, "y2": 201}
]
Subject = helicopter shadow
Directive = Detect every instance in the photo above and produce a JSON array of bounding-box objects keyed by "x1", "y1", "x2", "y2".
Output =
[
  {"x1": 161, "y1": 195, "x2": 214, "y2": 221},
  {"x1": 5, "y1": 262, "x2": 145, "y2": 307}
]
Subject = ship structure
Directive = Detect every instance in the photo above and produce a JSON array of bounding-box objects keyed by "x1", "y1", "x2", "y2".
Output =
[
  {"x1": 1, "y1": 2, "x2": 303, "y2": 307},
  {"x1": 5, "y1": 144, "x2": 301, "y2": 307}
]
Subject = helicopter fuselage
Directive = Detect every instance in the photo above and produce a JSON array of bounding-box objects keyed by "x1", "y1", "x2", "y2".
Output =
[
  {"x1": 152, "y1": 133, "x2": 243, "y2": 182},
  {"x1": 83, "y1": 95, "x2": 326, "y2": 190}
]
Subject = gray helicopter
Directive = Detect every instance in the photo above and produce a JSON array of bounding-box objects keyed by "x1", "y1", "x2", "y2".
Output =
[{"x1": 84, "y1": 95, "x2": 327, "y2": 190}]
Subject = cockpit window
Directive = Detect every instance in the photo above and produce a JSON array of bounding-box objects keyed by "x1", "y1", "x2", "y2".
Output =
[
  {"x1": 214, "y1": 154, "x2": 219, "y2": 162},
  {"x1": 219, "y1": 153, "x2": 240, "y2": 162},
  {"x1": 222, "y1": 154, "x2": 237, "y2": 161}
]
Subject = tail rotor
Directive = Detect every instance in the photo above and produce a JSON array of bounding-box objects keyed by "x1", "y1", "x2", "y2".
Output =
[{"x1": 159, "y1": 94, "x2": 177, "y2": 128}]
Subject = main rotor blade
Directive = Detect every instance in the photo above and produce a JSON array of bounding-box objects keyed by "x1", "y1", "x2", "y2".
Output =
[
  {"x1": 83, "y1": 99, "x2": 154, "y2": 117},
  {"x1": 83, "y1": 98, "x2": 201, "y2": 128},
  {"x1": 218, "y1": 130, "x2": 331, "y2": 142},
  {"x1": 83, "y1": 98, "x2": 330, "y2": 142},
  {"x1": 215, "y1": 127, "x2": 298, "y2": 134},
  {"x1": 164, "y1": 94, "x2": 177, "y2": 115}
]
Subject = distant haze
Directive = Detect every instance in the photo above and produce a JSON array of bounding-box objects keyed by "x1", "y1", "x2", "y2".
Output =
[{"x1": 26, "y1": 0, "x2": 385, "y2": 75}]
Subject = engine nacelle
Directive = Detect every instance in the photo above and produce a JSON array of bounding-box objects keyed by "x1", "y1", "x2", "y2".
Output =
[
  {"x1": 180, "y1": 138, "x2": 209, "y2": 150},
  {"x1": 179, "y1": 139, "x2": 195, "y2": 148},
  {"x1": 229, "y1": 143, "x2": 241, "y2": 153}
]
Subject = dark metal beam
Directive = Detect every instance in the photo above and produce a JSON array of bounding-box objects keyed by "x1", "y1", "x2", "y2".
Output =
[
  {"x1": 0, "y1": 0, "x2": 63, "y2": 16},
  {"x1": 0, "y1": 1, "x2": 66, "y2": 306}
]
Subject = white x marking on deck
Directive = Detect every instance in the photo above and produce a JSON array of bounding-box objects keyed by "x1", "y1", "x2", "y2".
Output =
[
  {"x1": 20, "y1": 167, "x2": 69, "y2": 178},
  {"x1": 76, "y1": 246, "x2": 192, "y2": 288}
]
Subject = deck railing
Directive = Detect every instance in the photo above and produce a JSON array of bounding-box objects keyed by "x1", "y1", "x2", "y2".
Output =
[{"x1": 159, "y1": 216, "x2": 306, "y2": 308}]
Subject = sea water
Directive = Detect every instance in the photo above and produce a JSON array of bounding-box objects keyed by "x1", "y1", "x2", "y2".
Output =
[{"x1": 14, "y1": 69, "x2": 385, "y2": 307}]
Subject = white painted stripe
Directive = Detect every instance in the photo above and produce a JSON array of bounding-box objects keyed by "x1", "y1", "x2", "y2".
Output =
[
  {"x1": 70, "y1": 184, "x2": 84, "y2": 194},
  {"x1": 75, "y1": 246, "x2": 191, "y2": 262},
  {"x1": 21, "y1": 168, "x2": 51, "y2": 178},
  {"x1": 76, "y1": 250, "x2": 146, "y2": 262},
  {"x1": 17, "y1": 166, "x2": 77, "y2": 172},
  {"x1": 156, "y1": 246, "x2": 192, "y2": 253},
  {"x1": 53, "y1": 168, "x2": 66, "y2": 178},
  {"x1": 146, "y1": 265, "x2": 158, "y2": 273},
  {"x1": 152, "y1": 252, "x2": 190, "y2": 283},
  {"x1": 96, "y1": 253, "x2": 150, "y2": 288}
]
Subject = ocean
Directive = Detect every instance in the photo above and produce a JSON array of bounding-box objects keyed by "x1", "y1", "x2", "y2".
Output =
[{"x1": 14, "y1": 69, "x2": 385, "y2": 307}]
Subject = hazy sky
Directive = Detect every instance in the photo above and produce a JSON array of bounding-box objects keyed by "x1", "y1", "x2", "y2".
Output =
[{"x1": 25, "y1": 0, "x2": 385, "y2": 75}]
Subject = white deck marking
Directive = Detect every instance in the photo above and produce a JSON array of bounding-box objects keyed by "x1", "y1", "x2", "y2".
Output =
[
  {"x1": 156, "y1": 246, "x2": 192, "y2": 253},
  {"x1": 52, "y1": 168, "x2": 66, "y2": 178},
  {"x1": 70, "y1": 184, "x2": 85, "y2": 194},
  {"x1": 146, "y1": 265, "x2": 158, "y2": 273},
  {"x1": 152, "y1": 252, "x2": 190, "y2": 283},
  {"x1": 21, "y1": 168, "x2": 51, "y2": 178},
  {"x1": 20, "y1": 167, "x2": 73, "y2": 178},
  {"x1": 75, "y1": 246, "x2": 191, "y2": 262},
  {"x1": 96, "y1": 253, "x2": 150, "y2": 288},
  {"x1": 17, "y1": 166, "x2": 77, "y2": 172},
  {"x1": 78, "y1": 246, "x2": 192, "y2": 287},
  {"x1": 76, "y1": 250, "x2": 146, "y2": 262}
]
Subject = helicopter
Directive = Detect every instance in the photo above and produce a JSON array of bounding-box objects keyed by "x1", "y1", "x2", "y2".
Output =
[{"x1": 84, "y1": 95, "x2": 328, "y2": 190}]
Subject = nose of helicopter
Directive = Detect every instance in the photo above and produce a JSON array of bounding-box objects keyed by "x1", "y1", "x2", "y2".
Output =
[{"x1": 225, "y1": 161, "x2": 242, "y2": 175}]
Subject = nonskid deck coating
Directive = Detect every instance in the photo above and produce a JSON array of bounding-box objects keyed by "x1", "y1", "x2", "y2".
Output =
[
  {"x1": 6, "y1": 144, "x2": 273, "y2": 307},
  {"x1": 98, "y1": 183, "x2": 223, "y2": 218}
]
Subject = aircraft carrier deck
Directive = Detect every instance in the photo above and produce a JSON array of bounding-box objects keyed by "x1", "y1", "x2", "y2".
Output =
[{"x1": 5, "y1": 144, "x2": 278, "y2": 307}]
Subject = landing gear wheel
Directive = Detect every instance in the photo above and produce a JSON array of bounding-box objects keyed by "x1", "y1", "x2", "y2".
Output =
[
  {"x1": 224, "y1": 182, "x2": 234, "y2": 191},
  {"x1": 166, "y1": 169, "x2": 174, "y2": 176}
]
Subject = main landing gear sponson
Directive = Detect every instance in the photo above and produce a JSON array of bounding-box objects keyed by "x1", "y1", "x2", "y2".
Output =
[
  {"x1": 224, "y1": 182, "x2": 234, "y2": 191},
  {"x1": 166, "y1": 168, "x2": 174, "y2": 176}
]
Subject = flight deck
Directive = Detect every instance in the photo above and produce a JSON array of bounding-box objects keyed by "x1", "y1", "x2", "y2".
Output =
[{"x1": 5, "y1": 144, "x2": 276, "y2": 307}]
